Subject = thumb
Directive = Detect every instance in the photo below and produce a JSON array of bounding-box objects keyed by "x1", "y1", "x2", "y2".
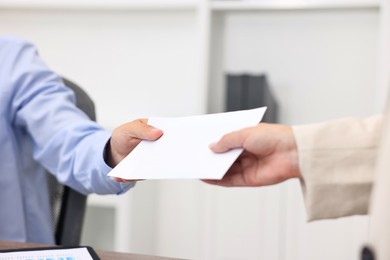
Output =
[{"x1": 210, "y1": 130, "x2": 246, "y2": 153}]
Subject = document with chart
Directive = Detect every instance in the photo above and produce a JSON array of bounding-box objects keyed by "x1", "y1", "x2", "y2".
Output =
[
  {"x1": 108, "y1": 107, "x2": 267, "y2": 180},
  {"x1": 0, "y1": 246, "x2": 99, "y2": 260}
]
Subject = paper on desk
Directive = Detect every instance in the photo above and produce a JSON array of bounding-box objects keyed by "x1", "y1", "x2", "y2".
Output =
[
  {"x1": 0, "y1": 247, "x2": 94, "y2": 260},
  {"x1": 108, "y1": 107, "x2": 267, "y2": 180}
]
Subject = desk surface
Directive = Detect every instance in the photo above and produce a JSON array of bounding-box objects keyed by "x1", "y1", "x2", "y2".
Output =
[{"x1": 0, "y1": 240, "x2": 184, "y2": 260}]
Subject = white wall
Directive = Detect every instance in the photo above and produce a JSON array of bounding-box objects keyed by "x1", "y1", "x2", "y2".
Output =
[
  {"x1": 0, "y1": 2, "x2": 383, "y2": 260},
  {"x1": 0, "y1": 9, "x2": 202, "y2": 128}
]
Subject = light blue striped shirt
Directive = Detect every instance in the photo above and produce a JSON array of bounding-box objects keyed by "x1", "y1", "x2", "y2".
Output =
[{"x1": 0, "y1": 36, "x2": 134, "y2": 244}]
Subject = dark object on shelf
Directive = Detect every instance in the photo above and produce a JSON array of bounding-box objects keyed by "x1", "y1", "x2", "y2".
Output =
[
  {"x1": 361, "y1": 246, "x2": 375, "y2": 260},
  {"x1": 226, "y1": 73, "x2": 278, "y2": 123}
]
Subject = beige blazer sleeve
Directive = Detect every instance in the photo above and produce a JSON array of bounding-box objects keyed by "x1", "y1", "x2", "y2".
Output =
[{"x1": 292, "y1": 115, "x2": 383, "y2": 221}]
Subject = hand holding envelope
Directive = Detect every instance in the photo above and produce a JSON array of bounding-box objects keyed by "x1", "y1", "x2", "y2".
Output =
[{"x1": 108, "y1": 107, "x2": 267, "y2": 180}]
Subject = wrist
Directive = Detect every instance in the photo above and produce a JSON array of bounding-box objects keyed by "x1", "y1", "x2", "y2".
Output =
[
  {"x1": 287, "y1": 127, "x2": 302, "y2": 180},
  {"x1": 103, "y1": 138, "x2": 116, "y2": 168}
]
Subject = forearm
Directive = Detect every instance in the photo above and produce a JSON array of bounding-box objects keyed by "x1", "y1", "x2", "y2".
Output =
[{"x1": 36, "y1": 123, "x2": 133, "y2": 195}]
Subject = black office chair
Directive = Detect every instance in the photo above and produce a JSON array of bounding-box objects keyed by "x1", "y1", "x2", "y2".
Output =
[{"x1": 46, "y1": 77, "x2": 96, "y2": 246}]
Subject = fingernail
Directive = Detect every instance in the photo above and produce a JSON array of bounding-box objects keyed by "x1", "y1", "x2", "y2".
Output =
[{"x1": 151, "y1": 128, "x2": 162, "y2": 133}]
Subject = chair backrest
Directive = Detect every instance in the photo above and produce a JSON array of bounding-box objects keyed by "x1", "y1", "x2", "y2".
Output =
[{"x1": 46, "y1": 77, "x2": 96, "y2": 246}]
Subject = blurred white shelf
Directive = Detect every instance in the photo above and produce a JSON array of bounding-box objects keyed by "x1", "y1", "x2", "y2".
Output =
[
  {"x1": 0, "y1": 0, "x2": 197, "y2": 11},
  {"x1": 211, "y1": 0, "x2": 380, "y2": 11},
  {"x1": 0, "y1": 0, "x2": 380, "y2": 11}
]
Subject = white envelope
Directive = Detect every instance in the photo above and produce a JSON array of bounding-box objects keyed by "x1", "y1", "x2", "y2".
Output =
[{"x1": 108, "y1": 107, "x2": 267, "y2": 180}]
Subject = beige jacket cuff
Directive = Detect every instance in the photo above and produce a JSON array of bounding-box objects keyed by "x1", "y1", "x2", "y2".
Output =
[{"x1": 292, "y1": 115, "x2": 382, "y2": 221}]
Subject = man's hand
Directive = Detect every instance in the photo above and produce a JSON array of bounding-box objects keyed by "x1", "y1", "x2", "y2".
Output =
[{"x1": 105, "y1": 118, "x2": 163, "y2": 181}]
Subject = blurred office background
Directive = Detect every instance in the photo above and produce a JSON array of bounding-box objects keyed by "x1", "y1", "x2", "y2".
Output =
[{"x1": 0, "y1": 0, "x2": 388, "y2": 259}]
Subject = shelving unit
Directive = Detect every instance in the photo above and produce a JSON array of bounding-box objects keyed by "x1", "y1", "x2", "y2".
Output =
[
  {"x1": 211, "y1": 0, "x2": 380, "y2": 10},
  {"x1": 0, "y1": 0, "x2": 197, "y2": 10},
  {"x1": 0, "y1": 0, "x2": 380, "y2": 10},
  {"x1": 85, "y1": 194, "x2": 134, "y2": 252}
]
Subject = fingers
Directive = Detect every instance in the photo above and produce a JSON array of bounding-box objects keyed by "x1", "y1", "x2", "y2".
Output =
[
  {"x1": 210, "y1": 128, "x2": 248, "y2": 153},
  {"x1": 111, "y1": 177, "x2": 144, "y2": 183},
  {"x1": 108, "y1": 119, "x2": 164, "y2": 167},
  {"x1": 122, "y1": 118, "x2": 163, "y2": 141},
  {"x1": 201, "y1": 178, "x2": 233, "y2": 187},
  {"x1": 201, "y1": 179, "x2": 219, "y2": 185},
  {"x1": 201, "y1": 162, "x2": 243, "y2": 187},
  {"x1": 200, "y1": 175, "x2": 239, "y2": 187}
]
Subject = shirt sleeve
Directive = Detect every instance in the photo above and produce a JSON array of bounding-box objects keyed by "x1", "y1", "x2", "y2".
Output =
[
  {"x1": 7, "y1": 37, "x2": 135, "y2": 195},
  {"x1": 292, "y1": 115, "x2": 383, "y2": 221}
]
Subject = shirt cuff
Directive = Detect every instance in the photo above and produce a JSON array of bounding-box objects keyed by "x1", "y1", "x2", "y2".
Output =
[
  {"x1": 100, "y1": 134, "x2": 136, "y2": 195},
  {"x1": 117, "y1": 182, "x2": 136, "y2": 195}
]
